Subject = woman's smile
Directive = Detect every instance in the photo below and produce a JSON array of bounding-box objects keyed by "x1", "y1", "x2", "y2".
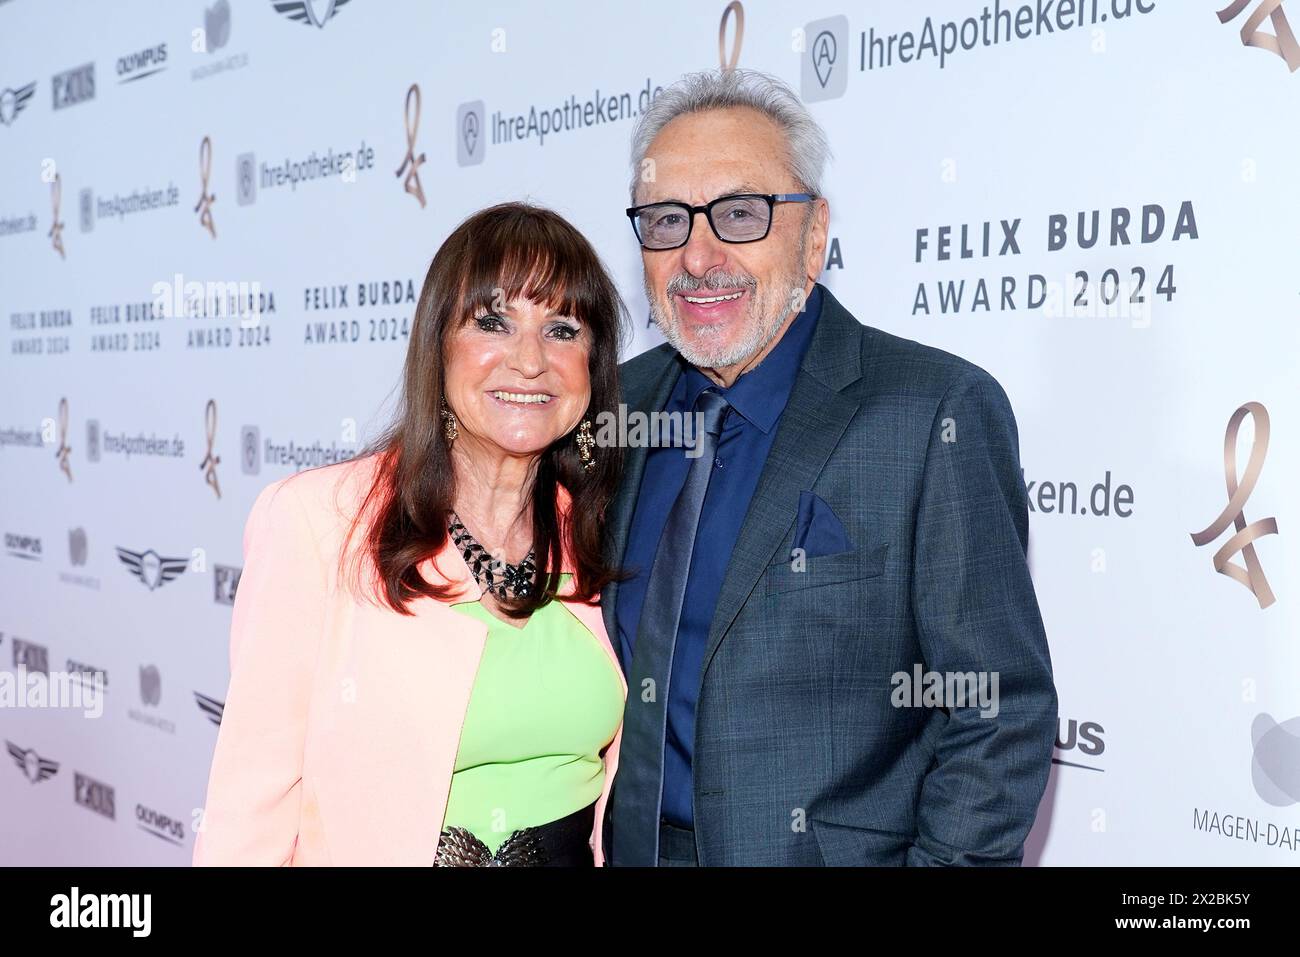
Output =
[{"x1": 486, "y1": 389, "x2": 557, "y2": 409}]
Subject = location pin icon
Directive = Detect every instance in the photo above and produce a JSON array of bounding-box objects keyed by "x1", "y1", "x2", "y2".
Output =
[
  {"x1": 462, "y1": 112, "x2": 479, "y2": 156},
  {"x1": 813, "y1": 30, "x2": 836, "y2": 88}
]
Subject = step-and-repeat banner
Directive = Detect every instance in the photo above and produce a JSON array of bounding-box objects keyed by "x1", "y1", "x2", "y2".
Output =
[{"x1": 1, "y1": 0, "x2": 1295, "y2": 865}]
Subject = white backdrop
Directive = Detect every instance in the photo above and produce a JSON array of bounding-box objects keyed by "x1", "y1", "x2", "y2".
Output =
[{"x1": 1, "y1": 0, "x2": 1296, "y2": 865}]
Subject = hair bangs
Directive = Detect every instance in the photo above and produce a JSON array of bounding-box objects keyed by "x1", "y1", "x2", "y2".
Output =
[{"x1": 455, "y1": 213, "x2": 601, "y2": 326}]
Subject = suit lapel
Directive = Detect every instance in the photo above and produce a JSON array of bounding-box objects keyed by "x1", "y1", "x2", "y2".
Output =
[
  {"x1": 602, "y1": 349, "x2": 683, "y2": 651},
  {"x1": 701, "y1": 288, "x2": 864, "y2": 675}
]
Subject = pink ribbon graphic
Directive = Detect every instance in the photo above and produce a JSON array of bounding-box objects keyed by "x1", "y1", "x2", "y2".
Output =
[{"x1": 1190, "y1": 401, "x2": 1279, "y2": 609}]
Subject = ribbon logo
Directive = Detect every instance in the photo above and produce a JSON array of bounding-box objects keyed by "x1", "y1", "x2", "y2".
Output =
[
  {"x1": 49, "y1": 172, "x2": 65, "y2": 259},
  {"x1": 395, "y1": 83, "x2": 427, "y2": 208},
  {"x1": 194, "y1": 135, "x2": 216, "y2": 238},
  {"x1": 1190, "y1": 401, "x2": 1279, "y2": 609},
  {"x1": 1217, "y1": 0, "x2": 1300, "y2": 72},
  {"x1": 55, "y1": 397, "x2": 72, "y2": 482},
  {"x1": 719, "y1": 1, "x2": 744, "y2": 71},
  {"x1": 200, "y1": 398, "x2": 222, "y2": 499}
]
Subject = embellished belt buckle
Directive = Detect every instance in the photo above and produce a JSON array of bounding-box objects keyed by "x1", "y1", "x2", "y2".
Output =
[{"x1": 434, "y1": 825, "x2": 548, "y2": 867}]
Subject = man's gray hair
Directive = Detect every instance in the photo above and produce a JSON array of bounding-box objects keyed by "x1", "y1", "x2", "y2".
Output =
[{"x1": 629, "y1": 69, "x2": 831, "y2": 202}]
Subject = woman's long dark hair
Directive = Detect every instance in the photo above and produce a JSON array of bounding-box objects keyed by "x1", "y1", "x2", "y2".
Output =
[{"x1": 336, "y1": 202, "x2": 627, "y2": 618}]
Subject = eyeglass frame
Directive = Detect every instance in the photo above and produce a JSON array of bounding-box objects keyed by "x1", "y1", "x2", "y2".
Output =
[{"x1": 625, "y1": 192, "x2": 816, "y2": 250}]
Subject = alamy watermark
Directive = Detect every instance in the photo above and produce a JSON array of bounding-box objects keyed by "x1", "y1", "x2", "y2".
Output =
[
  {"x1": 151, "y1": 272, "x2": 265, "y2": 328},
  {"x1": 0, "y1": 667, "x2": 104, "y2": 718},
  {"x1": 891, "y1": 664, "x2": 1000, "y2": 718},
  {"x1": 592, "y1": 404, "x2": 708, "y2": 458}
]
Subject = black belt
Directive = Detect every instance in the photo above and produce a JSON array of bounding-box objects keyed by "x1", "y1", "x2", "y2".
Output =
[{"x1": 434, "y1": 802, "x2": 595, "y2": 867}]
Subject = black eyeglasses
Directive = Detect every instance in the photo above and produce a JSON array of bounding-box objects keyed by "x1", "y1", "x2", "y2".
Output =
[{"x1": 625, "y1": 192, "x2": 815, "y2": 250}]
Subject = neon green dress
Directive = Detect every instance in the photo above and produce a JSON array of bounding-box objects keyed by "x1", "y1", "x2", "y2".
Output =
[{"x1": 443, "y1": 575, "x2": 624, "y2": 854}]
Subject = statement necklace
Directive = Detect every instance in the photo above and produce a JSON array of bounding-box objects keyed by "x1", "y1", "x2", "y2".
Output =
[{"x1": 448, "y1": 513, "x2": 536, "y2": 601}]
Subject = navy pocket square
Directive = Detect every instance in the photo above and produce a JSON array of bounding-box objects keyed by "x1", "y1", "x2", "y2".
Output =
[{"x1": 792, "y1": 491, "x2": 855, "y2": 558}]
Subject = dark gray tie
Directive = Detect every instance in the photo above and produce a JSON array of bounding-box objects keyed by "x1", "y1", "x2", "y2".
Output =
[{"x1": 610, "y1": 388, "x2": 729, "y2": 866}]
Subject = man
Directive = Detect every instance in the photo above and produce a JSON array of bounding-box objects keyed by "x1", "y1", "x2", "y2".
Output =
[{"x1": 603, "y1": 69, "x2": 1058, "y2": 866}]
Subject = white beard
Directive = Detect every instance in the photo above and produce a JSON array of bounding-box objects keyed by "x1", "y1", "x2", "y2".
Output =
[{"x1": 645, "y1": 228, "x2": 810, "y2": 372}]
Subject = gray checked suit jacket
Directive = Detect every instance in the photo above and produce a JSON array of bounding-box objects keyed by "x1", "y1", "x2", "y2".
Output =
[{"x1": 602, "y1": 283, "x2": 1058, "y2": 866}]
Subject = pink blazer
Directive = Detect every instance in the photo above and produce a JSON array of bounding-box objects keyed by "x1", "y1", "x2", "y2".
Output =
[{"x1": 192, "y1": 452, "x2": 626, "y2": 866}]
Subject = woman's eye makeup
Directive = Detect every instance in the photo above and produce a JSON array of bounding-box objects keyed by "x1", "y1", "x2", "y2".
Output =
[{"x1": 470, "y1": 312, "x2": 582, "y2": 341}]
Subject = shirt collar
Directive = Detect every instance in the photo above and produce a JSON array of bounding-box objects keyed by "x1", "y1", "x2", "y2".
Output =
[{"x1": 678, "y1": 283, "x2": 823, "y2": 434}]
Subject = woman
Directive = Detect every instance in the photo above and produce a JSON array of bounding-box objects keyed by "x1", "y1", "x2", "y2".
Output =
[{"x1": 193, "y1": 202, "x2": 628, "y2": 866}]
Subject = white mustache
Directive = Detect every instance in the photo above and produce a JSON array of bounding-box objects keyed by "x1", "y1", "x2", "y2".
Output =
[{"x1": 665, "y1": 274, "x2": 757, "y2": 296}]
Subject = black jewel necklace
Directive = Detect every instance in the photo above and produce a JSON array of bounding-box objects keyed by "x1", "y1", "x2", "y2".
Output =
[{"x1": 448, "y1": 513, "x2": 536, "y2": 601}]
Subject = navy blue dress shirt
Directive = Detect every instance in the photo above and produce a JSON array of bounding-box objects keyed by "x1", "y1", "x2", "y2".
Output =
[{"x1": 615, "y1": 284, "x2": 823, "y2": 827}]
